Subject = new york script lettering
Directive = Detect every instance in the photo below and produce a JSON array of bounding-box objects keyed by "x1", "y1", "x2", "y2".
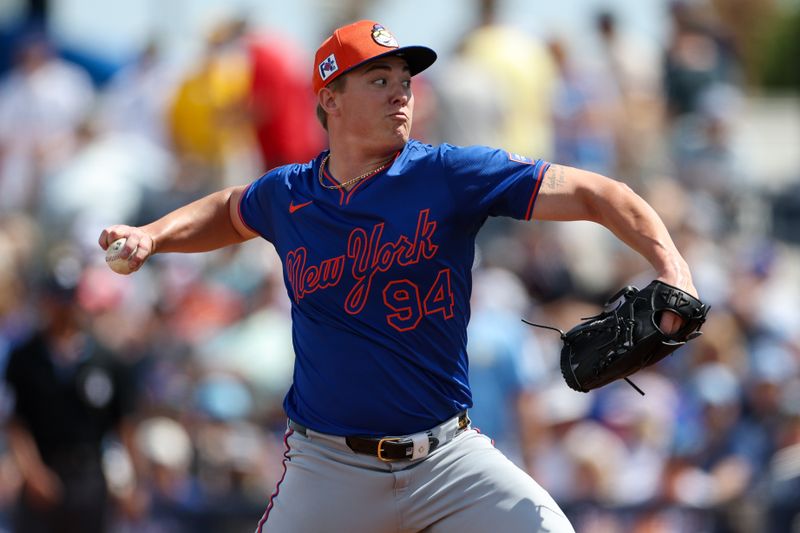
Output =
[{"x1": 284, "y1": 209, "x2": 439, "y2": 314}]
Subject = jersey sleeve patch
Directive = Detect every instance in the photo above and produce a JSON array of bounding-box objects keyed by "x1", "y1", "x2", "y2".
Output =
[{"x1": 507, "y1": 152, "x2": 534, "y2": 165}]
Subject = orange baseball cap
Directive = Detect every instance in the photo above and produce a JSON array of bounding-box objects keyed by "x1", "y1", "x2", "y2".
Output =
[{"x1": 313, "y1": 20, "x2": 437, "y2": 93}]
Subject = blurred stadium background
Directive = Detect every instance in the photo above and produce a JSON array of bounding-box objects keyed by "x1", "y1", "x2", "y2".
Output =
[{"x1": 0, "y1": 0, "x2": 799, "y2": 531}]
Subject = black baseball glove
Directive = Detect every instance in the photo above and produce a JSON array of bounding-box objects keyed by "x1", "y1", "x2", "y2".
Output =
[{"x1": 524, "y1": 280, "x2": 709, "y2": 395}]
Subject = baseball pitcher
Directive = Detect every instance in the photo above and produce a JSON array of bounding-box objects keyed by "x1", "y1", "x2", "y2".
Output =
[{"x1": 99, "y1": 20, "x2": 705, "y2": 533}]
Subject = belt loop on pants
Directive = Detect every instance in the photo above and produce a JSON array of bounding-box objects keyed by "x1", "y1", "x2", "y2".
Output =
[{"x1": 288, "y1": 411, "x2": 470, "y2": 462}]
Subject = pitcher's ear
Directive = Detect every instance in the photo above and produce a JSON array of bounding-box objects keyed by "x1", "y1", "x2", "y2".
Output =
[{"x1": 318, "y1": 87, "x2": 340, "y2": 116}]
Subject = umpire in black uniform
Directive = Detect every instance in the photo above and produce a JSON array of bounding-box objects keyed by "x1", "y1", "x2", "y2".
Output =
[{"x1": 3, "y1": 274, "x2": 139, "y2": 533}]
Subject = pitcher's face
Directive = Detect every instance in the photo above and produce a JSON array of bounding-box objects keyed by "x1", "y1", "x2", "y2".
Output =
[{"x1": 335, "y1": 55, "x2": 414, "y2": 150}]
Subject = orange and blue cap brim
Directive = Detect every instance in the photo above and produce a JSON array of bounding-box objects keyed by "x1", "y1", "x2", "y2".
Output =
[{"x1": 313, "y1": 20, "x2": 437, "y2": 93}]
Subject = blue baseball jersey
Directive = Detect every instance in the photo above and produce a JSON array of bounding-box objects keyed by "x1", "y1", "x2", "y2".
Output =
[{"x1": 239, "y1": 139, "x2": 549, "y2": 436}]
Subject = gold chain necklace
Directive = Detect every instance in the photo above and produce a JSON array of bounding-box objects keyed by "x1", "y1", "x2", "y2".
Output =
[{"x1": 317, "y1": 153, "x2": 393, "y2": 191}]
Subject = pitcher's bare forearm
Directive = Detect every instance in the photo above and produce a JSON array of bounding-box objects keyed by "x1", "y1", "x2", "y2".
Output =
[
  {"x1": 533, "y1": 165, "x2": 694, "y2": 294},
  {"x1": 141, "y1": 186, "x2": 255, "y2": 253},
  {"x1": 98, "y1": 186, "x2": 257, "y2": 273}
]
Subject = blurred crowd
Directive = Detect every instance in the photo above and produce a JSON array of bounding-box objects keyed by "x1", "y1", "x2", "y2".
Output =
[{"x1": 1, "y1": 0, "x2": 799, "y2": 532}]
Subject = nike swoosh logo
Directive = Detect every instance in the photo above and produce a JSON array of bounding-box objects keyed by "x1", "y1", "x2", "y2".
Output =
[{"x1": 289, "y1": 200, "x2": 313, "y2": 214}]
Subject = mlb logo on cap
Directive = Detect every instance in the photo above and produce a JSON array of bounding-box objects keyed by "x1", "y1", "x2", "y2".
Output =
[{"x1": 318, "y1": 53, "x2": 339, "y2": 81}]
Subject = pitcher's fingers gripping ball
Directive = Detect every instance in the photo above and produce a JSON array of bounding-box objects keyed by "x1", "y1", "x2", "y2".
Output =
[
  {"x1": 105, "y1": 238, "x2": 138, "y2": 275},
  {"x1": 100, "y1": 225, "x2": 156, "y2": 275}
]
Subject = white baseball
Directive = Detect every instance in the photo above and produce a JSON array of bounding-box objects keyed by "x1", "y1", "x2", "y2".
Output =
[{"x1": 105, "y1": 238, "x2": 137, "y2": 275}]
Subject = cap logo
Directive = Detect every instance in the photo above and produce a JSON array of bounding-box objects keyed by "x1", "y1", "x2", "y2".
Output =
[
  {"x1": 318, "y1": 53, "x2": 339, "y2": 81},
  {"x1": 371, "y1": 24, "x2": 398, "y2": 48}
]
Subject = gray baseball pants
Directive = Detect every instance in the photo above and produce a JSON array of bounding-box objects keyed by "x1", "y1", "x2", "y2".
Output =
[{"x1": 255, "y1": 416, "x2": 575, "y2": 533}]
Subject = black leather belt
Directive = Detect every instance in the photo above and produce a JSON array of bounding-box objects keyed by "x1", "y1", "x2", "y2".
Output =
[{"x1": 288, "y1": 411, "x2": 470, "y2": 462}]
